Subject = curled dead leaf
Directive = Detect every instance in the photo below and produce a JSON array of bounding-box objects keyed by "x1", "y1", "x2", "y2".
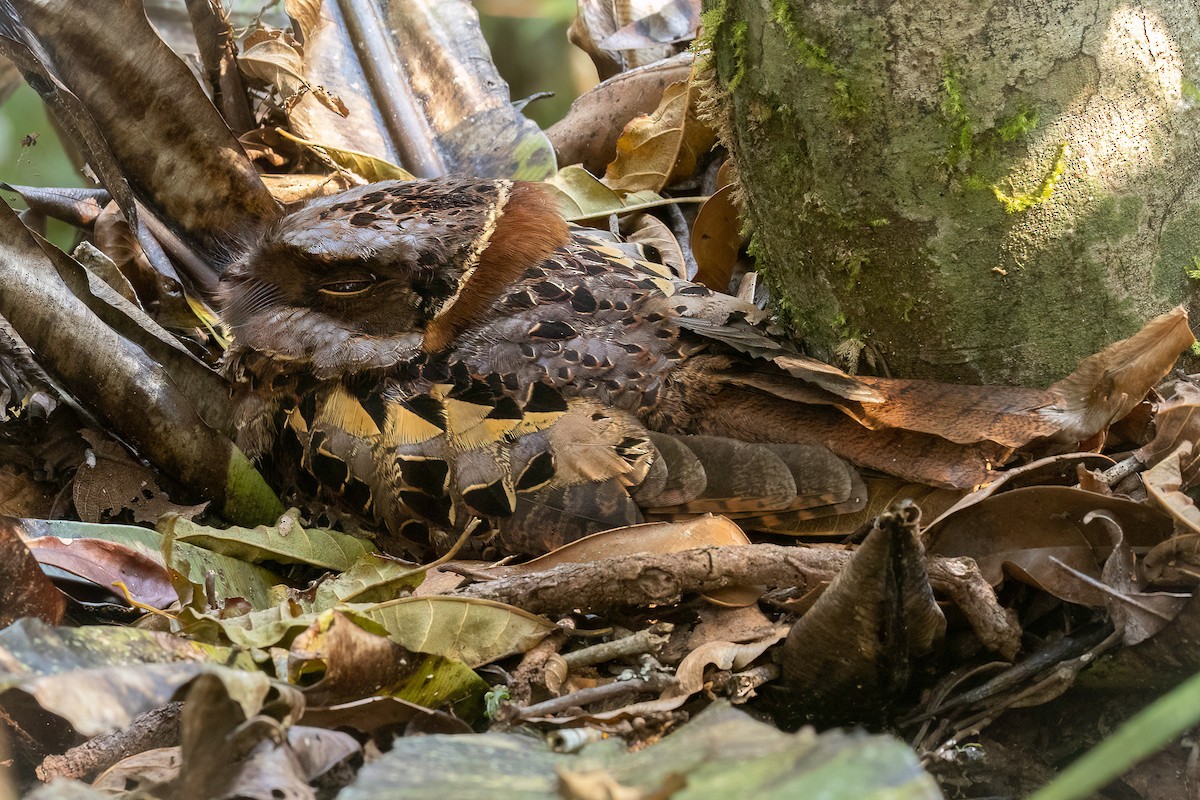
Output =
[
  {"x1": 1136, "y1": 382, "x2": 1200, "y2": 489},
  {"x1": 927, "y1": 485, "x2": 1173, "y2": 606},
  {"x1": 1144, "y1": 441, "x2": 1200, "y2": 536},
  {"x1": 548, "y1": 52, "x2": 694, "y2": 175},
  {"x1": 780, "y1": 503, "x2": 945, "y2": 725},
  {"x1": 603, "y1": 78, "x2": 716, "y2": 194},
  {"x1": 622, "y1": 213, "x2": 688, "y2": 278},
  {"x1": 1044, "y1": 306, "x2": 1195, "y2": 443}
]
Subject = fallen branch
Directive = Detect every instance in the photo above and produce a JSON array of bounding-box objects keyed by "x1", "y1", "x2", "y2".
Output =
[
  {"x1": 36, "y1": 701, "x2": 182, "y2": 782},
  {"x1": 454, "y1": 544, "x2": 1020, "y2": 657}
]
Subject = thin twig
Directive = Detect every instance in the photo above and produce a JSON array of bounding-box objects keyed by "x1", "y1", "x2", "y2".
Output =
[{"x1": 562, "y1": 623, "x2": 674, "y2": 669}]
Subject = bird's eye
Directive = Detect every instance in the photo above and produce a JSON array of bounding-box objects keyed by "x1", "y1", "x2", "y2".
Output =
[{"x1": 318, "y1": 276, "x2": 376, "y2": 297}]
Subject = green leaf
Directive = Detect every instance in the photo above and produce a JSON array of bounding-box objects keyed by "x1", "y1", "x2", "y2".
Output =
[
  {"x1": 355, "y1": 597, "x2": 554, "y2": 668},
  {"x1": 276, "y1": 129, "x2": 415, "y2": 182},
  {"x1": 338, "y1": 702, "x2": 942, "y2": 800},
  {"x1": 303, "y1": 552, "x2": 427, "y2": 611},
  {"x1": 23, "y1": 518, "x2": 281, "y2": 611},
  {"x1": 163, "y1": 509, "x2": 376, "y2": 572}
]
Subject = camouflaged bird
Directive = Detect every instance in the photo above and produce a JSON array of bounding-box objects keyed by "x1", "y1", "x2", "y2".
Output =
[{"x1": 218, "y1": 178, "x2": 867, "y2": 557}]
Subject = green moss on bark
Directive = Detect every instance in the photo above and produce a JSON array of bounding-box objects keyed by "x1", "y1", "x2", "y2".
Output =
[{"x1": 706, "y1": 0, "x2": 1200, "y2": 384}]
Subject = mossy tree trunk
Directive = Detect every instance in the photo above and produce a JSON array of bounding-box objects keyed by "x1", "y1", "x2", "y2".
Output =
[{"x1": 703, "y1": 0, "x2": 1200, "y2": 384}]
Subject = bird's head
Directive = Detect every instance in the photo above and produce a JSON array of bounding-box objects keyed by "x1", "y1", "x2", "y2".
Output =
[{"x1": 217, "y1": 177, "x2": 568, "y2": 379}]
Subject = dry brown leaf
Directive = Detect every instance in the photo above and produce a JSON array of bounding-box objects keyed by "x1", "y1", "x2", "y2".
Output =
[
  {"x1": 259, "y1": 173, "x2": 356, "y2": 204},
  {"x1": 923, "y1": 452, "x2": 1114, "y2": 534},
  {"x1": 73, "y1": 431, "x2": 208, "y2": 525},
  {"x1": 1089, "y1": 511, "x2": 1187, "y2": 646},
  {"x1": 751, "y1": 309, "x2": 1193, "y2": 486},
  {"x1": 686, "y1": 604, "x2": 776, "y2": 651},
  {"x1": 622, "y1": 212, "x2": 687, "y2": 278},
  {"x1": 779, "y1": 504, "x2": 944, "y2": 724},
  {"x1": 669, "y1": 627, "x2": 788, "y2": 698},
  {"x1": 90, "y1": 204, "x2": 211, "y2": 333},
  {"x1": 1045, "y1": 306, "x2": 1196, "y2": 443},
  {"x1": 93, "y1": 748, "x2": 182, "y2": 794},
  {"x1": 6, "y1": 0, "x2": 280, "y2": 249},
  {"x1": 569, "y1": 0, "x2": 678, "y2": 79},
  {"x1": 548, "y1": 52, "x2": 693, "y2": 175},
  {"x1": 718, "y1": 399, "x2": 1008, "y2": 488},
  {"x1": 283, "y1": 0, "x2": 324, "y2": 44},
  {"x1": 240, "y1": 32, "x2": 347, "y2": 116},
  {"x1": 492, "y1": 515, "x2": 749, "y2": 577},
  {"x1": 289, "y1": 610, "x2": 420, "y2": 707},
  {"x1": 927, "y1": 485, "x2": 1173, "y2": 606},
  {"x1": 598, "y1": 0, "x2": 700, "y2": 50},
  {"x1": 238, "y1": 129, "x2": 298, "y2": 168},
  {"x1": 1136, "y1": 382, "x2": 1200, "y2": 488},
  {"x1": 0, "y1": 464, "x2": 53, "y2": 517},
  {"x1": 603, "y1": 78, "x2": 716, "y2": 193},
  {"x1": 1144, "y1": 441, "x2": 1200, "y2": 535},
  {"x1": 691, "y1": 183, "x2": 742, "y2": 291},
  {"x1": 557, "y1": 765, "x2": 687, "y2": 800},
  {"x1": 1143, "y1": 533, "x2": 1200, "y2": 586}
]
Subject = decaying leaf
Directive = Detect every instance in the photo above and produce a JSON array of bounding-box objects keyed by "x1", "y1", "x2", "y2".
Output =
[
  {"x1": 73, "y1": 431, "x2": 208, "y2": 525},
  {"x1": 1043, "y1": 307, "x2": 1197, "y2": 443},
  {"x1": 260, "y1": 173, "x2": 357, "y2": 204},
  {"x1": 284, "y1": 0, "x2": 324, "y2": 44},
  {"x1": 604, "y1": 77, "x2": 716, "y2": 193},
  {"x1": 1143, "y1": 533, "x2": 1200, "y2": 586},
  {"x1": 741, "y1": 308, "x2": 1195, "y2": 489},
  {"x1": 669, "y1": 626, "x2": 787, "y2": 698},
  {"x1": 288, "y1": 610, "x2": 423, "y2": 707},
  {"x1": 927, "y1": 486, "x2": 1173, "y2": 606},
  {"x1": 1136, "y1": 381, "x2": 1200, "y2": 488},
  {"x1": 598, "y1": 0, "x2": 701, "y2": 50},
  {"x1": 1144, "y1": 441, "x2": 1200, "y2": 536},
  {"x1": 0, "y1": 620, "x2": 259, "y2": 743},
  {"x1": 24, "y1": 536, "x2": 176, "y2": 609},
  {"x1": 342, "y1": 703, "x2": 943, "y2": 799},
  {"x1": 0, "y1": 464, "x2": 54, "y2": 518},
  {"x1": 163, "y1": 509, "x2": 375, "y2": 572},
  {"x1": 239, "y1": 29, "x2": 349, "y2": 116},
  {"x1": 569, "y1": 0, "x2": 683, "y2": 79},
  {"x1": 1086, "y1": 511, "x2": 1188, "y2": 646},
  {"x1": 780, "y1": 503, "x2": 945, "y2": 725},
  {"x1": 547, "y1": 52, "x2": 694, "y2": 175},
  {"x1": 622, "y1": 212, "x2": 688, "y2": 278},
  {"x1": 360, "y1": 596, "x2": 554, "y2": 668},
  {"x1": 2, "y1": 0, "x2": 281, "y2": 253}
]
